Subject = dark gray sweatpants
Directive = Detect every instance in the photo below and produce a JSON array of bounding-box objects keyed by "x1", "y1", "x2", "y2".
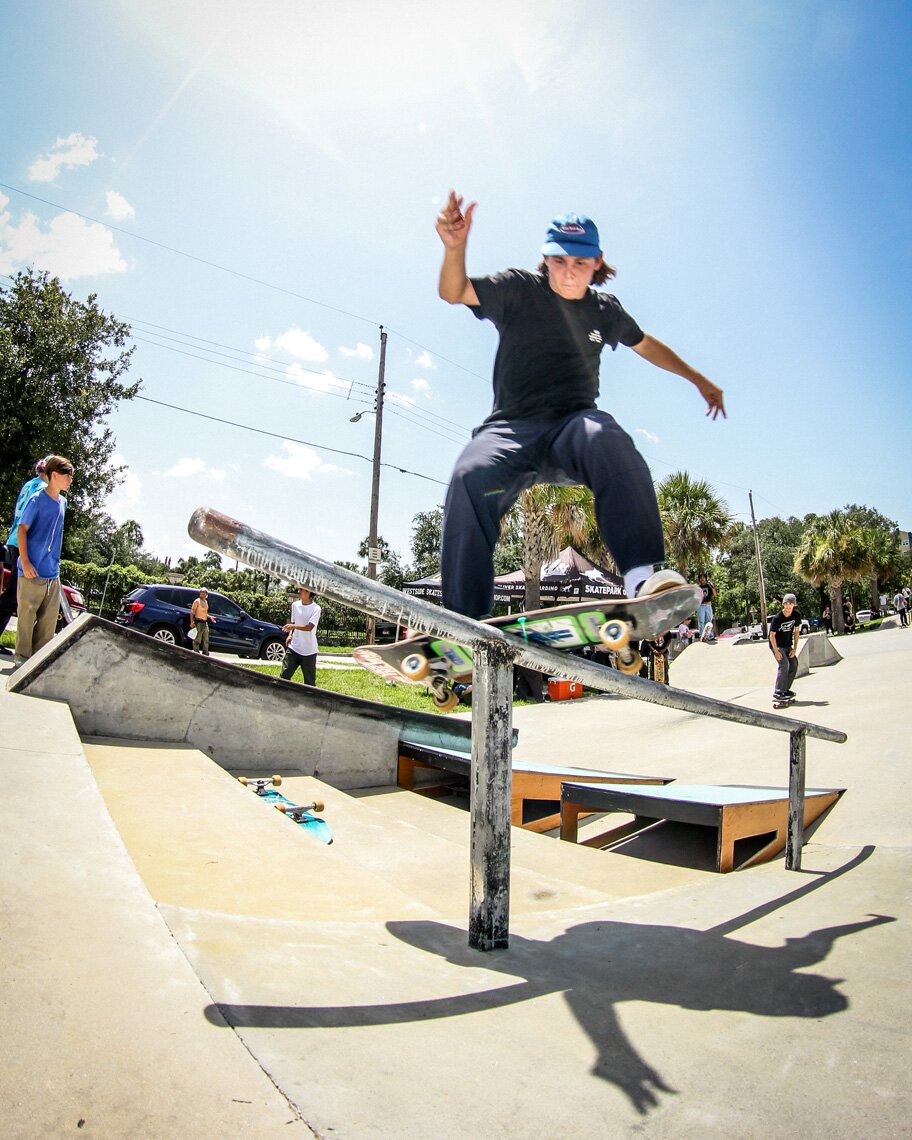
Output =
[{"x1": 441, "y1": 410, "x2": 665, "y2": 619}]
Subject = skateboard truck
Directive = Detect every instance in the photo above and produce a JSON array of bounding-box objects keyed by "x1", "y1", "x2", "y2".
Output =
[
  {"x1": 237, "y1": 774, "x2": 283, "y2": 795},
  {"x1": 275, "y1": 800, "x2": 325, "y2": 821}
]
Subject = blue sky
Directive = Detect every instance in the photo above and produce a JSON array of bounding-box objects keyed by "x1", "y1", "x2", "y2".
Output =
[{"x1": 1, "y1": 0, "x2": 909, "y2": 568}]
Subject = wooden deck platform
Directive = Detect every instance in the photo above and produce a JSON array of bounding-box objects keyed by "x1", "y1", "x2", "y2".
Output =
[
  {"x1": 560, "y1": 782, "x2": 846, "y2": 871},
  {"x1": 398, "y1": 740, "x2": 672, "y2": 832}
]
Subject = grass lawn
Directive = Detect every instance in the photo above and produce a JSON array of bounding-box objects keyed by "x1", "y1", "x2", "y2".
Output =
[
  {"x1": 243, "y1": 660, "x2": 545, "y2": 713},
  {"x1": 243, "y1": 661, "x2": 467, "y2": 713}
]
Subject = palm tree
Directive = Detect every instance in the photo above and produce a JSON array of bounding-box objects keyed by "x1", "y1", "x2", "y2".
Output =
[
  {"x1": 510, "y1": 484, "x2": 596, "y2": 610},
  {"x1": 793, "y1": 511, "x2": 871, "y2": 634},
  {"x1": 862, "y1": 525, "x2": 904, "y2": 612},
  {"x1": 655, "y1": 472, "x2": 734, "y2": 575}
]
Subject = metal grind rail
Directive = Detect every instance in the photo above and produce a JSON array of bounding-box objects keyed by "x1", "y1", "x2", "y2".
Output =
[{"x1": 189, "y1": 508, "x2": 847, "y2": 949}]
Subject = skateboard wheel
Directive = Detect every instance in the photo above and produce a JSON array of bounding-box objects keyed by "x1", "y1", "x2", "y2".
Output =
[
  {"x1": 312, "y1": 800, "x2": 324, "y2": 812},
  {"x1": 238, "y1": 776, "x2": 248, "y2": 785},
  {"x1": 275, "y1": 803, "x2": 289, "y2": 813},
  {"x1": 401, "y1": 652, "x2": 430, "y2": 681},
  {"x1": 598, "y1": 619, "x2": 630, "y2": 650},
  {"x1": 617, "y1": 649, "x2": 643, "y2": 675},
  {"x1": 431, "y1": 689, "x2": 459, "y2": 712},
  {"x1": 272, "y1": 774, "x2": 282, "y2": 786}
]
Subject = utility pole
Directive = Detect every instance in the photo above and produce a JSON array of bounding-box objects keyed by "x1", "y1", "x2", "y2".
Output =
[
  {"x1": 365, "y1": 326, "x2": 387, "y2": 643},
  {"x1": 749, "y1": 490, "x2": 769, "y2": 637}
]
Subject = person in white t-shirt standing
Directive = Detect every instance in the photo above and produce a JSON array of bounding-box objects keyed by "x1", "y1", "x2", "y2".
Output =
[{"x1": 280, "y1": 586, "x2": 321, "y2": 685}]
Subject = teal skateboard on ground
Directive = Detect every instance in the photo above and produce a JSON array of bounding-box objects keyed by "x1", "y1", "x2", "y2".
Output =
[
  {"x1": 353, "y1": 584, "x2": 702, "y2": 712},
  {"x1": 238, "y1": 775, "x2": 333, "y2": 844}
]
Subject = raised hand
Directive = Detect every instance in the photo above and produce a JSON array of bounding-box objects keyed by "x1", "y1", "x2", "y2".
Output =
[
  {"x1": 693, "y1": 375, "x2": 727, "y2": 420},
  {"x1": 435, "y1": 190, "x2": 476, "y2": 248}
]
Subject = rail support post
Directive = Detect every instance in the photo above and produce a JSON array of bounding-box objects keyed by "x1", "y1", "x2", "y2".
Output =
[
  {"x1": 786, "y1": 728, "x2": 807, "y2": 870},
  {"x1": 468, "y1": 639, "x2": 515, "y2": 950}
]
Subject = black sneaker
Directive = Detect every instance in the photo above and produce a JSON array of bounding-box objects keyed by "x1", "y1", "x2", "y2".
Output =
[{"x1": 784, "y1": 689, "x2": 797, "y2": 698}]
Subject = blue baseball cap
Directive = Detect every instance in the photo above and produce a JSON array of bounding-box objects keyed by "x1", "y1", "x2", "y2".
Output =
[{"x1": 542, "y1": 213, "x2": 601, "y2": 259}]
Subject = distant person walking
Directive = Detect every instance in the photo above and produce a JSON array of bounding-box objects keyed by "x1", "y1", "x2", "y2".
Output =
[
  {"x1": 189, "y1": 587, "x2": 216, "y2": 655},
  {"x1": 697, "y1": 572, "x2": 716, "y2": 641},
  {"x1": 770, "y1": 593, "x2": 801, "y2": 704},
  {"x1": 14, "y1": 456, "x2": 73, "y2": 662},
  {"x1": 842, "y1": 599, "x2": 855, "y2": 634},
  {"x1": 893, "y1": 590, "x2": 908, "y2": 628},
  {"x1": 281, "y1": 586, "x2": 321, "y2": 686},
  {"x1": 0, "y1": 457, "x2": 49, "y2": 654},
  {"x1": 822, "y1": 603, "x2": 832, "y2": 635}
]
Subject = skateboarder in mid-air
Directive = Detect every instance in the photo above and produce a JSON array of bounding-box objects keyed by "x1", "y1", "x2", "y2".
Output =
[{"x1": 435, "y1": 190, "x2": 726, "y2": 621}]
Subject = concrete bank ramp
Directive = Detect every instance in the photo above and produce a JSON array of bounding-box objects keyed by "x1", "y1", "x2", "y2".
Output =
[
  {"x1": 0, "y1": 691, "x2": 310, "y2": 1137},
  {"x1": 670, "y1": 632, "x2": 841, "y2": 691},
  {"x1": 7, "y1": 613, "x2": 472, "y2": 788}
]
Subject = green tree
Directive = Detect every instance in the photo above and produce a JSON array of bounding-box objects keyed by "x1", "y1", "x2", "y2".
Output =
[
  {"x1": 719, "y1": 516, "x2": 818, "y2": 625},
  {"x1": 508, "y1": 485, "x2": 596, "y2": 610},
  {"x1": 841, "y1": 505, "x2": 903, "y2": 609},
  {"x1": 493, "y1": 511, "x2": 525, "y2": 576},
  {"x1": 794, "y1": 510, "x2": 871, "y2": 633},
  {"x1": 656, "y1": 471, "x2": 734, "y2": 575},
  {"x1": 0, "y1": 268, "x2": 140, "y2": 532},
  {"x1": 408, "y1": 508, "x2": 444, "y2": 579}
]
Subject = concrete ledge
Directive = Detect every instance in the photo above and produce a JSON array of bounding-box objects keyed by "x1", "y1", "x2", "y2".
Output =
[{"x1": 7, "y1": 614, "x2": 474, "y2": 788}]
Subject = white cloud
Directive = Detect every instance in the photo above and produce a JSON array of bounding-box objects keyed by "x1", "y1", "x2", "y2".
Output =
[
  {"x1": 263, "y1": 440, "x2": 348, "y2": 479},
  {"x1": 106, "y1": 455, "x2": 143, "y2": 522},
  {"x1": 163, "y1": 457, "x2": 226, "y2": 480},
  {"x1": 415, "y1": 350, "x2": 434, "y2": 369},
  {"x1": 634, "y1": 427, "x2": 660, "y2": 446},
  {"x1": 339, "y1": 342, "x2": 374, "y2": 360},
  {"x1": 387, "y1": 389, "x2": 416, "y2": 409},
  {"x1": 275, "y1": 327, "x2": 328, "y2": 362},
  {"x1": 105, "y1": 190, "x2": 136, "y2": 221},
  {"x1": 0, "y1": 200, "x2": 127, "y2": 280},
  {"x1": 28, "y1": 133, "x2": 99, "y2": 182},
  {"x1": 254, "y1": 335, "x2": 272, "y2": 352},
  {"x1": 410, "y1": 378, "x2": 431, "y2": 397},
  {"x1": 286, "y1": 363, "x2": 350, "y2": 396}
]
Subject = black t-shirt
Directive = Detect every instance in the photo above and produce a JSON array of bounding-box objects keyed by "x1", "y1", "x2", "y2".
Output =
[
  {"x1": 468, "y1": 269, "x2": 644, "y2": 422},
  {"x1": 699, "y1": 580, "x2": 715, "y2": 604},
  {"x1": 770, "y1": 609, "x2": 801, "y2": 649}
]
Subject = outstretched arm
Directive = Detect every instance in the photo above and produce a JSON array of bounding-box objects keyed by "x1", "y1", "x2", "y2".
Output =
[
  {"x1": 436, "y1": 190, "x2": 479, "y2": 306},
  {"x1": 631, "y1": 334, "x2": 726, "y2": 419}
]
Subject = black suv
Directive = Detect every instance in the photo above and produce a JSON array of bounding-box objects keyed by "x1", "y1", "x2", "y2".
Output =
[{"x1": 115, "y1": 584, "x2": 287, "y2": 661}]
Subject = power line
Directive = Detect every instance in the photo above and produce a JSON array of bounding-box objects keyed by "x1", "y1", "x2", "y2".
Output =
[
  {"x1": 130, "y1": 333, "x2": 372, "y2": 402},
  {"x1": 130, "y1": 318, "x2": 376, "y2": 396},
  {"x1": 134, "y1": 395, "x2": 450, "y2": 486},
  {"x1": 128, "y1": 314, "x2": 475, "y2": 440},
  {"x1": 0, "y1": 180, "x2": 489, "y2": 382}
]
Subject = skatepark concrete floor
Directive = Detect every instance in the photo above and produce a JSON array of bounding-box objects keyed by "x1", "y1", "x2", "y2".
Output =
[{"x1": 2, "y1": 623, "x2": 910, "y2": 1138}]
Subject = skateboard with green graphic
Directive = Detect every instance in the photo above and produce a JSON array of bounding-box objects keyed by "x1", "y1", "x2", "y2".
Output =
[{"x1": 352, "y1": 586, "x2": 701, "y2": 712}]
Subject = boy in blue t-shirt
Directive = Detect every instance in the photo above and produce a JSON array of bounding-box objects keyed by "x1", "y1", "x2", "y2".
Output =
[
  {"x1": 15, "y1": 455, "x2": 74, "y2": 662},
  {"x1": 0, "y1": 457, "x2": 48, "y2": 651}
]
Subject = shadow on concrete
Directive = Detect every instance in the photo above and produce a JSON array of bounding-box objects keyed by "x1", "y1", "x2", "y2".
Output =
[{"x1": 206, "y1": 850, "x2": 892, "y2": 1115}]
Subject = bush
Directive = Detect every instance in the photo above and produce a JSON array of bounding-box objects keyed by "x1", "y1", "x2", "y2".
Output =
[{"x1": 60, "y1": 560, "x2": 154, "y2": 617}]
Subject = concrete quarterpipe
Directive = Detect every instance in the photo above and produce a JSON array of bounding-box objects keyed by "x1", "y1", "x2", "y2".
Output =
[{"x1": 187, "y1": 507, "x2": 848, "y2": 950}]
